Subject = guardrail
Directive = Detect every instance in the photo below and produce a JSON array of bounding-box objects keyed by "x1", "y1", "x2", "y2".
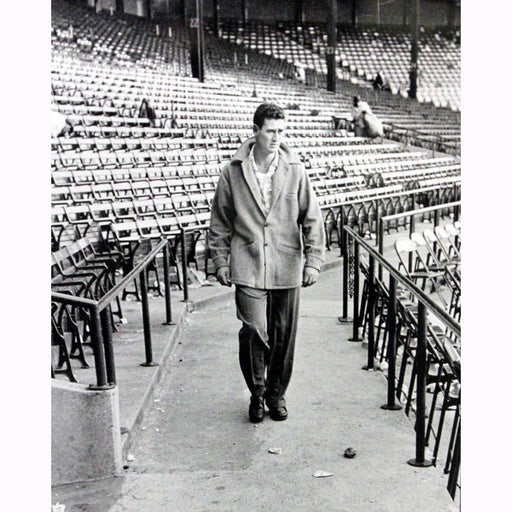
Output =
[
  {"x1": 376, "y1": 200, "x2": 461, "y2": 280},
  {"x1": 341, "y1": 225, "x2": 461, "y2": 498},
  {"x1": 332, "y1": 116, "x2": 460, "y2": 156},
  {"x1": 52, "y1": 237, "x2": 170, "y2": 389},
  {"x1": 328, "y1": 180, "x2": 460, "y2": 257},
  {"x1": 383, "y1": 122, "x2": 460, "y2": 157},
  {"x1": 177, "y1": 184, "x2": 460, "y2": 304}
]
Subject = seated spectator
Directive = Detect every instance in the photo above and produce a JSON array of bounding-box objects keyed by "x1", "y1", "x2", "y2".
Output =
[
  {"x1": 51, "y1": 109, "x2": 74, "y2": 137},
  {"x1": 351, "y1": 95, "x2": 372, "y2": 137},
  {"x1": 373, "y1": 71, "x2": 384, "y2": 90},
  {"x1": 295, "y1": 62, "x2": 306, "y2": 83},
  {"x1": 361, "y1": 110, "x2": 384, "y2": 139},
  {"x1": 137, "y1": 98, "x2": 157, "y2": 127},
  {"x1": 382, "y1": 75, "x2": 392, "y2": 92}
]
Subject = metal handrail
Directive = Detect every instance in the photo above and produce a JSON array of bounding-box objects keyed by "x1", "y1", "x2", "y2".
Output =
[
  {"x1": 345, "y1": 226, "x2": 460, "y2": 335},
  {"x1": 379, "y1": 200, "x2": 461, "y2": 224},
  {"x1": 343, "y1": 224, "x2": 460, "y2": 481},
  {"x1": 52, "y1": 237, "x2": 170, "y2": 389},
  {"x1": 319, "y1": 180, "x2": 460, "y2": 211},
  {"x1": 96, "y1": 238, "x2": 168, "y2": 309},
  {"x1": 377, "y1": 200, "x2": 461, "y2": 279}
]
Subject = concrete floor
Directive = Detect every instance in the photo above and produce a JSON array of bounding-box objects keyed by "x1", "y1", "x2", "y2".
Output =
[{"x1": 52, "y1": 234, "x2": 460, "y2": 511}]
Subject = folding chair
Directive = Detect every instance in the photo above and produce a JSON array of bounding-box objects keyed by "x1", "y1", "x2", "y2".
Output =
[
  {"x1": 424, "y1": 228, "x2": 459, "y2": 271},
  {"x1": 394, "y1": 238, "x2": 447, "y2": 308},
  {"x1": 437, "y1": 224, "x2": 461, "y2": 259},
  {"x1": 51, "y1": 302, "x2": 78, "y2": 383}
]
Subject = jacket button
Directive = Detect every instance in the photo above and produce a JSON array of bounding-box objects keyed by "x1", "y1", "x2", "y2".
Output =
[{"x1": 264, "y1": 243, "x2": 268, "y2": 247}]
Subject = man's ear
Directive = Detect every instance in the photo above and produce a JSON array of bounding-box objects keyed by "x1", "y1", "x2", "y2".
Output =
[{"x1": 253, "y1": 124, "x2": 260, "y2": 134}]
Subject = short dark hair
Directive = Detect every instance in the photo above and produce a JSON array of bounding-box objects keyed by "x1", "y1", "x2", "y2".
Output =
[
  {"x1": 253, "y1": 103, "x2": 285, "y2": 129},
  {"x1": 353, "y1": 95, "x2": 360, "y2": 107}
]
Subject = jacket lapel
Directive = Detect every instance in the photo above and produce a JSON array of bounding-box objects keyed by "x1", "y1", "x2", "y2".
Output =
[
  {"x1": 241, "y1": 158, "x2": 266, "y2": 217},
  {"x1": 267, "y1": 155, "x2": 288, "y2": 217}
]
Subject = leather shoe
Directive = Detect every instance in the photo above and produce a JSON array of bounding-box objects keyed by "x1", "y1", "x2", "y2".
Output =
[
  {"x1": 249, "y1": 396, "x2": 265, "y2": 423},
  {"x1": 268, "y1": 405, "x2": 288, "y2": 421}
]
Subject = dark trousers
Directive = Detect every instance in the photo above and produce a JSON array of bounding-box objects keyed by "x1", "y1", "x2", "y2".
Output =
[{"x1": 235, "y1": 285, "x2": 300, "y2": 408}]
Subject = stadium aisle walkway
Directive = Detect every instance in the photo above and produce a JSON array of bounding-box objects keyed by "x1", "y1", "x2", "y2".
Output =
[{"x1": 53, "y1": 262, "x2": 458, "y2": 512}]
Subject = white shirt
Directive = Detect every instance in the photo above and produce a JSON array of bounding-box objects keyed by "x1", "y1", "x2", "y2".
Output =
[{"x1": 249, "y1": 147, "x2": 279, "y2": 215}]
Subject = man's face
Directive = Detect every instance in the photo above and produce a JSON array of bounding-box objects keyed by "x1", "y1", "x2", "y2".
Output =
[{"x1": 254, "y1": 118, "x2": 286, "y2": 155}]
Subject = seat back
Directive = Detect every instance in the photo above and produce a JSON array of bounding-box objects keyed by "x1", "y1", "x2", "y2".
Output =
[{"x1": 394, "y1": 238, "x2": 416, "y2": 276}]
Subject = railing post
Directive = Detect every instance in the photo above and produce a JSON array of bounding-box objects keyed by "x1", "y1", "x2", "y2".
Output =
[
  {"x1": 338, "y1": 206, "x2": 344, "y2": 257},
  {"x1": 408, "y1": 301, "x2": 433, "y2": 467},
  {"x1": 339, "y1": 217, "x2": 352, "y2": 323},
  {"x1": 100, "y1": 306, "x2": 116, "y2": 385},
  {"x1": 180, "y1": 227, "x2": 189, "y2": 302},
  {"x1": 139, "y1": 268, "x2": 159, "y2": 368},
  {"x1": 363, "y1": 255, "x2": 375, "y2": 370},
  {"x1": 447, "y1": 420, "x2": 461, "y2": 499},
  {"x1": 349, "y1": 238, "x2": 362, "y2": 341},
  {"x1": 408, "y1": 212, "x2": 415, "y2": 272},
  {"x1": 374, "y1": 199, "x2": 380, "y2": 247},
  {"x1": 378, "y1": 217, "x2": 384, "y2": 281},
  {"x1": 409, "y1": 211, "x2": 415, "y2": 238},
  {"x1": 88, "y1": 305, "x2": 114, "y2": 390},
  {"x1": 162, "y1": 241, "x2": 174, "y2": 325},
  {"x1": 434, "y1": 207, "x2": 440, "y2": 227},
  {"x1": 381, "y1": 276, "x2": 402, "y2": 410}
]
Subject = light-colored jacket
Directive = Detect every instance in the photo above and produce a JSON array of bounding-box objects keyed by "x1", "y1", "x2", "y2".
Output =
[
  {"x1": 351, "y1": 101, "x2": 372, "y2": 128},
  {"x1": 209, "y1": 138, "x2": 325, "y2": 289}
]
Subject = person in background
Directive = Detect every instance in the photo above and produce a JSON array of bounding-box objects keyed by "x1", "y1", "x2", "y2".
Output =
[
  {"x1": 209, "y1": 103, "x2": 325, "y2": 424},
  {"x1": 351, "y1": 95, "x2": 372, "y2": 137},
  {"x1": 51, "y1": 109, "x2": 74, "y2": 138},
  {"x1": 373, "y1": 71, "x2": 384, "y2": 90},
  {"x1": 295, "y1": 62, "x2": 306, "y2": 83},
  {"x1": 137, "y1": 98, "x2": 157, "y2": 127}
]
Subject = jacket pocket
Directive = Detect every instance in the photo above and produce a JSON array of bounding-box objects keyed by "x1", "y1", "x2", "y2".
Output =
[{"x1": 277, "y1": 242, "x2": 302, "y2": 255}]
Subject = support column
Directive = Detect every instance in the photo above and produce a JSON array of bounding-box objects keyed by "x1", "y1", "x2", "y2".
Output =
[
  {"x1": 326, "y1": 0, "x2": 337, "y2": 93},
  {"x1": 351, "y1": 0, "x2": 358, "y2": 27},
  {"x1": 295, "y1": 0, "x2": 304, "y2": 23},
  {"x1": 189, "y1": 0, "x2": 205, "y2": 82},
  {"x1": 402, "y1": 0, "x2": 408, "y2": 27},
  {"x1": 447, "y1": 1, "x2": 458, "y2": 29},
  {"x1": 408, "y1": 0, "x2": 420, "y2": 100},
  {"x1": 145, "y1": 0, "x2": 151, "y2": 19},
  {"x1": 213, "y1": 0, "x2": 221, "y2": 37},
  {"x1": 115, "y1": 0, "x2": 124, "y2": 14},
  {"x1": 241, "y1": 0, "x2": 249, "y2": 24}
]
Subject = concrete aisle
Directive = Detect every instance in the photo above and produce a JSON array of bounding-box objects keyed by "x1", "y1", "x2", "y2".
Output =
[{"x1": 55, "y1": 266, "x2": 458, "y2": 512}]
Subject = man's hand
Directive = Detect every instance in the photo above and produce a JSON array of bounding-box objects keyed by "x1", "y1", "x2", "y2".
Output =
[
  {"x1": 302, "y1": 266, "x2": 319, "y2": 287},
  {"x1": 216, "y1": 266, "x2": 232, "y2": 287}
]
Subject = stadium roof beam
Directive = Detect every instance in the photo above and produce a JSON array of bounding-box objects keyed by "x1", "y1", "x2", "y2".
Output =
[{"x1": 326, "y1": 0, "x2": 338, "y2": 92}]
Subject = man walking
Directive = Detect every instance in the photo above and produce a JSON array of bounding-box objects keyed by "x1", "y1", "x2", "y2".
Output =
[{"x1": 209, "y1": 103, "x2": 325, "y2": 423}]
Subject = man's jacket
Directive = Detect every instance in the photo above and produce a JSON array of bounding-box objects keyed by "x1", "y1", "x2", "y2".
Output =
[{"x1": 209, "y1": 137, "x2": 325, "y2": 289}]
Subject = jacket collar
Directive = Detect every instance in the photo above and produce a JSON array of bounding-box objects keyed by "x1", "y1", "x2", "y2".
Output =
[{"x1": 235, "y1": 137, "x2": 300, "y2": 218}]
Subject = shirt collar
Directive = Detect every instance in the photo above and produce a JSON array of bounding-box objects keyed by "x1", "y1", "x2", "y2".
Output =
[{"x1": 249, "y1": 145, "x2": 279, "y2": 176}]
